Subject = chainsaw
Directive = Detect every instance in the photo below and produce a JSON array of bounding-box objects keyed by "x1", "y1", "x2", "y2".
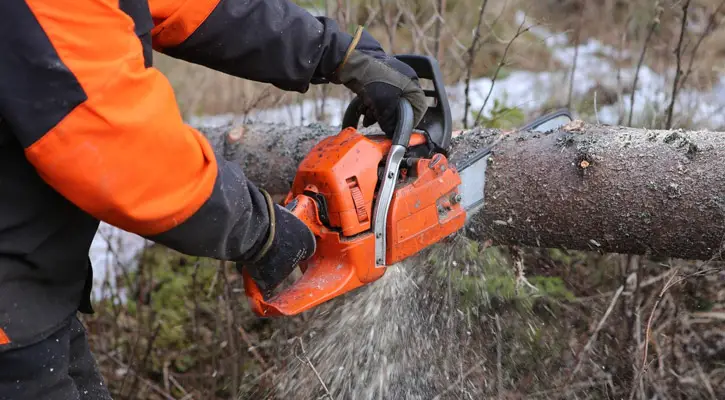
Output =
[{"x1": 242, "y1": 55, "x2": 572, "y2": 317}]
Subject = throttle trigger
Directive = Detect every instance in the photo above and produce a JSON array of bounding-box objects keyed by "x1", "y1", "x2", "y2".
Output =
[{"x1": 302, "y1": 189, "x2": 330, "y2": 226}]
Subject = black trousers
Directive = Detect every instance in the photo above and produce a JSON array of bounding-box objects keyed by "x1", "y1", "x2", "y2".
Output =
[{"x1": 0, "y1": 314, "x2": 112, "y2": 400}]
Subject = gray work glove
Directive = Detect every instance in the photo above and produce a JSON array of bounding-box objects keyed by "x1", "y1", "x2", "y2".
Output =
[
  {"x1": 331, "y1": 27, "x2": 427, "y2": 137},
  {"x1": 237, "y1": 189, "x2": 316, "y2": 297}
]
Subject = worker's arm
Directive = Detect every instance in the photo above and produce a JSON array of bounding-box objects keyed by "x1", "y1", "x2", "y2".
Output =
[
  {"x1": 148, "y1": 0, "x2": 428, "y2": 135},
  {"x1": 2, "y1": 0, "x2": 314, "y2": 284},
  {"x1": 148, "y1": 0, "x2": 353, "y2": 92}
]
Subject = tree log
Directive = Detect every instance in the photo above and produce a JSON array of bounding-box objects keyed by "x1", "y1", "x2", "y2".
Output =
[{"x1": 199, "y1": 121, "x2": 725, "y2": 261}]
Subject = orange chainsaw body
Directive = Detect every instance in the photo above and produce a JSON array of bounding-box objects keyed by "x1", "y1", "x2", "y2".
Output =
[{"x1": 242, "y1": 127, "x2": 466, "y2": 316}]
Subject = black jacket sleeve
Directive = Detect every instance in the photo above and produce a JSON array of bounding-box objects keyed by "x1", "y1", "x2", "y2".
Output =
[{"x1": 151, "y1": 0, "x2": 354, "y2": 92}]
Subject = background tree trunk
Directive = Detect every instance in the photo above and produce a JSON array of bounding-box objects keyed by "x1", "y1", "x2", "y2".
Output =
[{"x1": 200, "y1": 121, "x2": 725, "y2": 262}]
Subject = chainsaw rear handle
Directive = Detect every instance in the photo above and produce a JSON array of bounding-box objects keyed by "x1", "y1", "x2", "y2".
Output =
[{"x1": 342, "y1": 97, "x2": 414, "y2": 148}]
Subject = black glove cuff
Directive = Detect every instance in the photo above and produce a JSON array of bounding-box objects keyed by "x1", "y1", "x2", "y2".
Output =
[
  {"x1": 247, "y1": 189, "x2": 277, "y2": 264},
  {"x1": 330, "y1": 26, "x2": 365, "y2": 84},
  {"x1": 238, "y1": 202, "x2": 316, "y2": 294}
]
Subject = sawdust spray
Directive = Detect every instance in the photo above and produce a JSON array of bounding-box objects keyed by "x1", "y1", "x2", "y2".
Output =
[
  {"x1": 260, "y1": 237, "x2": 495, "y2": 400},
  {"x1": 198, "y1": 123, "x2": 503, "y2": 399}
]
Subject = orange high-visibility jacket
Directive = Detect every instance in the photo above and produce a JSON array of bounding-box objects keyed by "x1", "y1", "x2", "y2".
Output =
[{"x1": 0, "y1": 0, "x2": 356, "y2": 351}]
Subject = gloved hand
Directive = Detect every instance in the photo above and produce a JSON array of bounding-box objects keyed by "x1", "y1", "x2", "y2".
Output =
[
  {"x1": 237, "y1": 189, "x2": 316, "y2": 298},
  {"x1": 332, "y1": 27, "x2": 427, "y2": 137}
]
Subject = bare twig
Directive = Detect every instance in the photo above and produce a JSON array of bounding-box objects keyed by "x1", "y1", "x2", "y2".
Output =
[
  {"x1": 694, "y1": 361, "x2": 718, "y2": 400},
  {"x1": 567, "y1": 6, "x2": 585, "y2": 110},
  {"x1": 379, "y1": 0, "x2": 404, "y2": 51},
  {"x1": 630, "y1": 255, "x2": 644, "y2": 399},
  {"x1": 428, "y1": 0, "x2": 477, "y2": 76},
  {"x1": 666, "y1": 0, "x2": 691, "y2": 130},
  {"x1": 127, "y1": 323, "x2": 161, "y2": 398},
  {"x1": 220, "y1": 267, "x2": 241, "y2": 397},
  {"x1": 570, "y1": 285, "x2": 625, "y2": 378},
  {"x1": 335, "y1": 0, "x2": 345, "y2": 30},
  {"x1": 238, "y1": 326, "x2": 270, "y2": 369},
  {"x1": 641, "y1": 268, "x2": 681, "y2": 372},
  {"x1": 398, "y1": 5, "x2": 437, "y2": 55},
  {"x1": 434, "y1": 0, "x2": 447, "y2": 60},
  {"x1": 677, "y1": 0, "x2": 725, "y2": 94},
  {"x1": 495, "y1": 314, "x2": 503, "y2": 399},
  {"x1": 206, "y1": 260, "x2": 223, "y2": 299},
  {"x1": 529, "y1": 380, "x2": 610, "y2": 398},
  {"x1": 163, "y1": 360, "x2": 170, "y2": 393},
  {"x1": 474, "y1": 15, "x2": 534, "y2": 126},
  {"x1": 616, "y1": 18, "x2": 630, "y2": 126},
  {"x1": 168, "y1": 374, "x2": 190, "y2": 399},
  {"x1": 295, "y1": 337, "x2": 333, "y2": 399},
  {"x1": 635, "y1": 306, "x2": 645, "y2": 400},
  {"x1": 462, "y1": 0, "x2": 489, "y2": 129},
  {"x1": 511, "y1": 246, "x2": 538, "y2": 293},
  {"x1": 594, "y1": 91, "x2": 600, "y2": 124},
  {"x1": 104, "y1": 352, "x2": 177, "y2": 400},
  {"x1": 628, "y1": 2, "x2": 662, "y2": 126},
  {"x1": 432, "y1": 354, "x2": 487, "y2": 400}
]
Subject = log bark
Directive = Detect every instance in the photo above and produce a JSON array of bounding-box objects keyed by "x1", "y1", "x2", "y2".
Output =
[{"x1": 199, "y1": 121, "x2": 725, "y2": 261}]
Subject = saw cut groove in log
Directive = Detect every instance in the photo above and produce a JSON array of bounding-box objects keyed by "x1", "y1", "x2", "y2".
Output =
[{"x1": 199, "y1": 121, "x2": 725, "y2": 262}]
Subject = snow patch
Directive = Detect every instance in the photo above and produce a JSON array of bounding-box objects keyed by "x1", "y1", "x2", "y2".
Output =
[{"x1": 89, "y1": 222, "x2": 150, "y2": 299}]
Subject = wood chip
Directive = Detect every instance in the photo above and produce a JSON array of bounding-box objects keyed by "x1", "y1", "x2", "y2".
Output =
[{"x1": 563, "y1": 119, "x2": 586, "y2": 132}]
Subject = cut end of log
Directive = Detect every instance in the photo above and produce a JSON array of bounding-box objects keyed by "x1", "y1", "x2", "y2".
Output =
[{"x1": 226, "y1": 127, "x2": 245, "y2": 144}]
